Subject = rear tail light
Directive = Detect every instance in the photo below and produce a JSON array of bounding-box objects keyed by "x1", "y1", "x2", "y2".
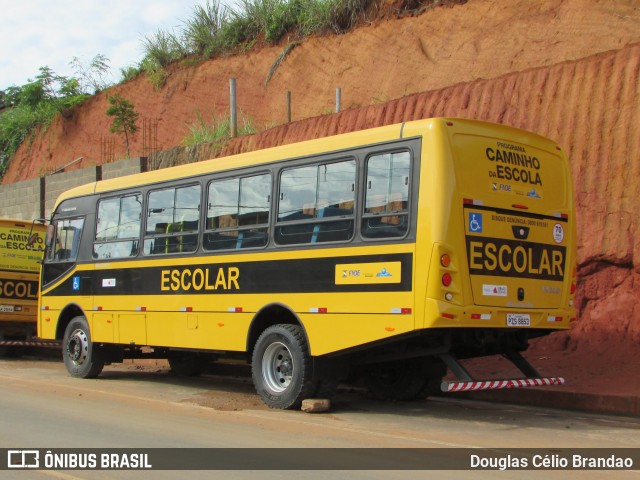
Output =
[{"x1": 432, "y1": 245, "x2": 458, "y2": 305}]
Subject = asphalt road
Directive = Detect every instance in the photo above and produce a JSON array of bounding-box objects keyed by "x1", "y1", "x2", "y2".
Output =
[{"x1": 0, "y1": 356, "x2": 638, "y2": 479}]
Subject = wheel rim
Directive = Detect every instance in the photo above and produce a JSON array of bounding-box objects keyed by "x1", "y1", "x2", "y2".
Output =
[
  {"x1": 66, "y1": 328, "x2": 89, "y2": 366},
  {"x1": 262, "y1": 341, "x2": 294, "y2": 393}
]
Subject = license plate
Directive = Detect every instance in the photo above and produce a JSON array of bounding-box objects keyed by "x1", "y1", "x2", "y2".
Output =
[
  {"x1": 0, "y1": 305, "x2": 15, "y2": 313},
  {"x1": 507, "y1": 313, "x2": 530, "y2": 327}
]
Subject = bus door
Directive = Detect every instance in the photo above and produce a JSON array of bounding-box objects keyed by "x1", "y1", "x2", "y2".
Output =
[{"x1": 42, "y1": 217, "x2": 92, "y2": 329}]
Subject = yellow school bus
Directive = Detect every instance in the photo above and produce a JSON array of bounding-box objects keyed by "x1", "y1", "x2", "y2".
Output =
[
  {"x1": 38, "y1": 118, "x2": 576, "y2": 408},
  {"x1": 0, "y1": 218, "x2": 46, "y2": 343}
]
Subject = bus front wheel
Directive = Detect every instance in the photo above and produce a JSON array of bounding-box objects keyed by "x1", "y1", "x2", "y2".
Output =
[
  {"x1": 63, "y1": 316, "x2": 104, "y2": 379},
  {"x1": 251, "y1": 324, "x2": 315, "y2": 409}
]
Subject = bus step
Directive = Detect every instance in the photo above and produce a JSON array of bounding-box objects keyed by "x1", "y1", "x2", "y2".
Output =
[{"x1": 438, "y1": 352, "x2": 565, "y2": 393}]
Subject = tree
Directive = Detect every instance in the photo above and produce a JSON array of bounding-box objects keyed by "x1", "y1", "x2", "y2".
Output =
[{"x1": 106, "y1": 95, "x2": 139, "y2": 158}]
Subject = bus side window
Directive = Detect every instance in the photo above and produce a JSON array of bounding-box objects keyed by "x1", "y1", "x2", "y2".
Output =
[
  {"x1": 93, "y1": 194, "x2": 141, "y2": 260},
  {"x1": 205, "y1": 173, "x2": 270, "y2": 251},
  {"x1": 276, "y1": 159, "x2": 355, "y2": 245},
  {"x1": 362, "y1": 151, "x2": 410, "y2": 239},
  {"x1": 144, "y1": 184, "x2": 200, "y2": 255},
  {"x1": 52, "y1": 218, "x2": 85, "y2": 262}
]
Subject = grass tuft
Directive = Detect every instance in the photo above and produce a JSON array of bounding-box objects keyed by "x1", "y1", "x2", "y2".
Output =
[{"x1": 182, "y1": 111, "x2": 256, "y2": 148}]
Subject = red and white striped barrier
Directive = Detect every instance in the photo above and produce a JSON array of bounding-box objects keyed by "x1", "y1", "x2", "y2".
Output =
[
  {"x1": 442, "y1": 376, "x2": 565, "y2": 393},
  {"x1": 0, "y1": 340, "x2": 61, "y2": 348}
]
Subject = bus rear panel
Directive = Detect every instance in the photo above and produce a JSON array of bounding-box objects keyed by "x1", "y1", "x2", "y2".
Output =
[
  {"x1": 0, "y1": 219, "x2": 46, "y2": 340},
  {"x1": 417, "y1": 119, "x2": 576, "y2": 333}
]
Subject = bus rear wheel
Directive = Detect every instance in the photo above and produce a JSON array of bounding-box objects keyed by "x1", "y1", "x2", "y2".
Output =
[
  {"x1": 63, "y1": 316, "x2": 104, "y2": 378},
  {"x1": 251, "y1": 324, "x2": 315, "y2": 410},
  {"x1": 168, "y1": 352, "x2": 209, "y2": 376},
  {"x1": 364, "y1": 358, "x2": 442, "y2": 401}
]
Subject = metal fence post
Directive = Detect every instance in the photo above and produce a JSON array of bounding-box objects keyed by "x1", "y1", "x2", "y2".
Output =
[
  {"x1": 286, "y1": 91, "x2": 291, "y2": 123},
  {"x1": 230, "y1": 78, "x2": 237, "y2": 138}
]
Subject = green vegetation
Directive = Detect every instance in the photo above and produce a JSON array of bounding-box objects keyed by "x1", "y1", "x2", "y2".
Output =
[
  {"x1": 106, "y1": 95, "x2": 139, "y2": 158},
  {"x1": 139, "y1": 0, "x2": 373, "y2": 86},
  {"x1": 182, "y1": 111, "x2": 256, "y2": 148},
  {"x1": 70, "y1": 54, "x2": 112, "y2": 94},
  {"x1": 0, "y1": 0, "x2": 391, "y2": 179},
  {"x1": 0, "y1": 67, "x2": 89, "y2": 179}
]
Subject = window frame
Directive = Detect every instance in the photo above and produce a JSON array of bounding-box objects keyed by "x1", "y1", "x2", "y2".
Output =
[
  {"x1": 275, "y1": 157, "x2": 357, "y2": 246},
  {"x1": 49, "y1": 216, "x2": 86, "y2": 263},
  {"x1": 143, "y1": 182, "x2": 202, "y2": 256},
  {"x1": 203, "y1": 171, "x2": 272, "y2": 252},
  {"x1": 360, "y1": 149, "x2": 412, "y2": 241},
  {"x1": 93, "y1": 193, "x2": 142, "y2": 260}
]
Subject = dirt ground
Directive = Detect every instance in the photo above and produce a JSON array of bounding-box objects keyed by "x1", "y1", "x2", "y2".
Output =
[{"x1": 112, "y1": 335, "x2": 640, "y2": 413}]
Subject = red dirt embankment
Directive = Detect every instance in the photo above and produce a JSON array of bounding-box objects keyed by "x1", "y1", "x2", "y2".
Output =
[
  {"x1": 5, "y1": 0, "x2": 638, "y2": 181},
  {"x1": 3, "y1": 0, "x2": 640, "y2": 399},
  {"x1": 219, "y1": 43, "x2": 640, "y2": 398}
]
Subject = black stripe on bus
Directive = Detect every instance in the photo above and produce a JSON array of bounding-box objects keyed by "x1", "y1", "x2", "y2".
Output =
[
  {"x1": 463, "y1": 204, "x2": 569, "y2": 223},
  {"x1": 466, "y1": 236, "x2": 566, "y2": 282},
  {"x1": 43, "y1": 253, "x2": 413, "y2": 297},
  {"x1": 0, "y1": 278, "x2": 39, "y2": 300}
]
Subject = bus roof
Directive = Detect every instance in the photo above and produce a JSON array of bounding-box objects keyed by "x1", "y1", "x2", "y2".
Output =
[{"x1": 53, "y1": 118, "x2": 562, "y2": 208}]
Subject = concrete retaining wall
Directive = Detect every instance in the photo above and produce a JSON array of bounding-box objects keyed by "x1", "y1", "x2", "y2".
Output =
[
  {"x1": 101, "y1": 157, "x2": 148, "y2": 181},
  {"x1": 0, "y1": 158, "x2": 147, "y2": 221},
  {"x1": 0, "y1": 177, "x2": 43, "y2": 220}
]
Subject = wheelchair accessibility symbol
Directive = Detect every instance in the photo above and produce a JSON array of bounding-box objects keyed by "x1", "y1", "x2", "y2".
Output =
[
  {"x1": 469, "y1": 213, "x2": 483, "y2": 233},
  {"x1": 72, "y1": 276, "x2": 81, "y2": 291}
]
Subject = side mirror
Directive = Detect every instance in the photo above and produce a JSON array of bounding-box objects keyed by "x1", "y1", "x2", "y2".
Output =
[{"x1": 27, "y1": 233, "x2": 39, "y2": 247}]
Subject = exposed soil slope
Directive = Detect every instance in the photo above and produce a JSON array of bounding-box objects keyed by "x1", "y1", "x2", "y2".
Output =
[
  {"x1": 4, "y1": 0, "x2": 639, "y2": 181},
  {"x1": 216, "y1": 43, "x2": 640, "y2": 400},
  {"x1": 3, "y1": 0, "x2": 640, "y2": 400}
]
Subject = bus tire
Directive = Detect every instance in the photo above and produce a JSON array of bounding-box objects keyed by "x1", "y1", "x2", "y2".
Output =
[
  {"x1": 314, "y1": 378, "x2": 339, "y2": 399},
  {"x1": 363, "y1": 360, "x2": 428, "y2": 401},
  {"x1": 416, "y1": 358, "x2": 448, "y2": 398},
  {"x1": 168, "y1": 353, "x2": 209, "y2": 376},
  {"x1": 252, "y1": 324, "x2": 315, "y2": 410},
  {"x1": 63, "y1": 316, "x2": 104, "y2": 379},
  {"x1": 0, "y1": 346, "x2": 16, "y2": 357}
]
